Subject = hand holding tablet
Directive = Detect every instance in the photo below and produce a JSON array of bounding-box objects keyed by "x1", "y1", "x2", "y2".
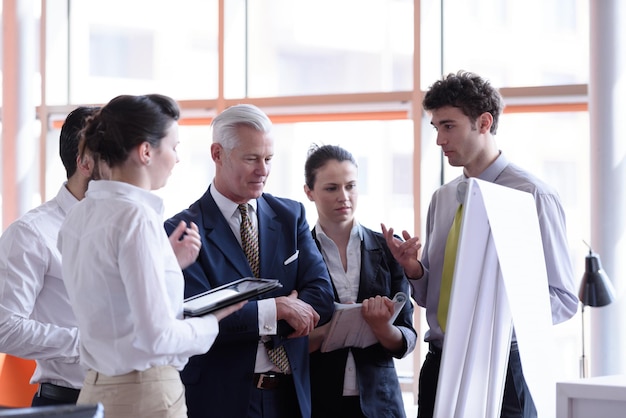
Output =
[{"x1": 183, "y1": 278, "x2": 283, "y2": 317}]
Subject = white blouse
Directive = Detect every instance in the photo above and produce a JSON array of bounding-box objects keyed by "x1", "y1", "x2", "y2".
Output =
[{"x1": 58, "y1": 180, "x2": 219, "y2": 376}]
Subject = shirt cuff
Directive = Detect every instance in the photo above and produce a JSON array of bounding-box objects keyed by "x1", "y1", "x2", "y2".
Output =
[{"x1": 258, "y1": 298, "x2": 277, "y2": 336}]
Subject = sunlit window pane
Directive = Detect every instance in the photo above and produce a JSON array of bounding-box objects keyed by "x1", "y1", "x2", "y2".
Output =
[
  {"x1": 66, "y1": 0, "x2": 218, "y2": 103},
  {"x1": 225, "y1": 0, "x2": 414, "y2": 97},
  {"x1": 420, "y1": 0, "x2": 589, "y2": 88},
  {"x1": 46, "y1": 0, "x2": 69, "y2": 105}
]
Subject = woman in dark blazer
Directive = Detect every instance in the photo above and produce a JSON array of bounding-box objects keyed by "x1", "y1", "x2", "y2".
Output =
[{"x1": 304, "y1": 144, "x2": 418, "y2": 418}]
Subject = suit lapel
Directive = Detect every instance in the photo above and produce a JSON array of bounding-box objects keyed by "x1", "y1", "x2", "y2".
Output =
[
  {"x1": 357, "y1": 228, "x2": 383, "y2": 302},
  {"x1": 311, "y1": 228, "x2": 340, "y2": 301},
  {"x1": 257, "y1": 197, "x2": 281, "y2": 277},
  {"x1": 200, "y1": 191, "x2": 252, "y2": 279}
]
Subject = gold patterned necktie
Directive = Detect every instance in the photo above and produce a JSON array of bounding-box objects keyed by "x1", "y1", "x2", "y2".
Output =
[
  {"x1": 437, "y1": 204, "x2": 464, "y2": 333},
  {"x1": 238, "y1": 204, "x2": 291, "y2": 374},
  {"x1": 238, "y1": 203, "x2": 259, "y2": 277}
]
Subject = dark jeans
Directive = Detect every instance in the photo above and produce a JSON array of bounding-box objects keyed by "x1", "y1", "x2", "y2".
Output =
[
  {"x1": 417, "y1": 342, "x2": 537, "y2": 418},
  {"x1": 500, "y1": 343, "x2": 537, "y2": 418}
]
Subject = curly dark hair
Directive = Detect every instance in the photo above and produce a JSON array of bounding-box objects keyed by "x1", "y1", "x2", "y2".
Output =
[{"x1": 422, "y1": 70, "x2": 504, "y2": 134}]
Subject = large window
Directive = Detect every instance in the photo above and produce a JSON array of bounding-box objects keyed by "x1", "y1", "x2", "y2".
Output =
[{"x1": 1, "y1": 0, "x2": 593, "y2": 410}]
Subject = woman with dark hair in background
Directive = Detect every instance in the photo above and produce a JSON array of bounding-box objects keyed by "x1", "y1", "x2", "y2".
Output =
[{"x1": 304, "y1": 144, "x2": 417, "y2": 417}]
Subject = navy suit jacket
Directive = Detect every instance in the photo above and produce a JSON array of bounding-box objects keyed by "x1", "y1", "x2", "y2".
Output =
[
  {"x1": 310, "y1": 226, "x2": 417, "y2": 418},
  {"x1": 164, "y1": 188, "x2": 334, "y2": 418}
]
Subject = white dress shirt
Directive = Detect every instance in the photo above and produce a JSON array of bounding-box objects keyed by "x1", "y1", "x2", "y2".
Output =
[
  {"x1": 58, "y1": 180, "x2": 219, "y2": 376},
  {"x1": 314, "y1": 221, "x2": 362, "y2": 396},
  {"x1": 414, "y1": 152, "x2": 578, "y2": 345},
  {"x1": 0, "y1": 184, "x2": 83, "y2": 388}
]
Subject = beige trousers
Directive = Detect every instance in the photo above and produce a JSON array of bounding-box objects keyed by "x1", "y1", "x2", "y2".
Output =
[{"x1": 78, "y1": 365, "x2": 186, "y2": 418}]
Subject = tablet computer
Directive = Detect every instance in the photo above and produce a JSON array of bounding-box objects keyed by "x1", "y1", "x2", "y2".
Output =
[{"x1": 183, "y1": 278, "x2": 283, "y2": 317}]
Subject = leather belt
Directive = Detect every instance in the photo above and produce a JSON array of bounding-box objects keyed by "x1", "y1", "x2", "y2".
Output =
[
  {"x1": 253, "y1": 373, "x2": 290, "y2": 390},
  {"x1": 37, "y1": 383, "x2": 80, "y2": 403}
]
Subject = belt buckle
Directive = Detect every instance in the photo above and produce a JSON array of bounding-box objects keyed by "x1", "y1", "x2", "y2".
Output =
[
  {"x1": 256, "y1": 373, "x2": 280, "y2": 389},
  {"x1": 256, "y1": 373, "x2": 269, "y2": 389}
]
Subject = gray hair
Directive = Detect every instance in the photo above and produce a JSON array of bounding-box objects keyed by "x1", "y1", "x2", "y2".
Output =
[{"x1": 211, "y1": 104, "x2": 273, "y2": 150}]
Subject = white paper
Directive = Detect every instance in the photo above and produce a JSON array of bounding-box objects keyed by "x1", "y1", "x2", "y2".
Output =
[
  {"x1": 318, "y1": 292, "x2": 407, "y2": 352},
  {"x1": 435, "y1": 178, "x2": 555, "y2": 418},
  {"x1": 477, "y1": 179, "x2": 556, "y2": 416}
]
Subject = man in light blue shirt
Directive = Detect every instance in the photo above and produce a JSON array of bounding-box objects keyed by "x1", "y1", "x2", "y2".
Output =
[{"x1": 383, "y1": 71, "x2": 578, "y2": 418}]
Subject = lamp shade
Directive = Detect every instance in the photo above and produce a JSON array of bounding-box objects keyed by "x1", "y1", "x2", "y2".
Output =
[{"x1": 578, "y1": 250, "x2": 616, "y2": 307}]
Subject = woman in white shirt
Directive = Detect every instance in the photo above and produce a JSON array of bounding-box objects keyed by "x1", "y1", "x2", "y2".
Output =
[
  {"x1": 58, "y1": 94, "x2": 244, "y2": 418},
  {"x1": 304, "y1": 144, "x2": 417, "y2": 417}
]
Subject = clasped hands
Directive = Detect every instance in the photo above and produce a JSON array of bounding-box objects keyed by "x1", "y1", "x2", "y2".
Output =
[{"x1": 275, "y1": 290, "x2": 320, "y2": 338}]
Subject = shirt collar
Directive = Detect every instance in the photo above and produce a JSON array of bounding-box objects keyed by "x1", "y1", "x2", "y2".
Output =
[
  {"x1": 314, "y1": 220, "x2": 363, "y2": 242},
  {"x1": 477, "y1": 151, "x2": 509, "y2": 183},
  {"x1": 86, "y1": 180, "x2": 165, "y2": 216},
  {"x1": 209, "y1": 181, "x2": 258, "y2": 219},
  {"x1": 57, "y1": 182, "x2": 80, "y2": 215}
]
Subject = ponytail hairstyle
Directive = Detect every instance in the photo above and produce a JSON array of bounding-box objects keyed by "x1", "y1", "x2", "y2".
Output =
[
  {"x1": 304, "y1": 144, "x2": 357, "y2": 190},
  {"x1": 80, "y1": 94, "x2": 180, "y2": 167}
]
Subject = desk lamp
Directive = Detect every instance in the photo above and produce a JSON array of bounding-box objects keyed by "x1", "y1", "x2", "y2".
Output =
[{"x1": 578, "y1": 243, "x2": 615, "y2": 378}]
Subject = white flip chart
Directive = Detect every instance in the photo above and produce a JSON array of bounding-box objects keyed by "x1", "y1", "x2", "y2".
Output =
[{"x1": 435, "y1": 178, "x2": 556, "y2": 418}]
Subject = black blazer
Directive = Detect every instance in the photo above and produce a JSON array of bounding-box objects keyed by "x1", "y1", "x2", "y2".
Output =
[{"x1": 310, "y1": 226, "x2": 417, "y2": 418}]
